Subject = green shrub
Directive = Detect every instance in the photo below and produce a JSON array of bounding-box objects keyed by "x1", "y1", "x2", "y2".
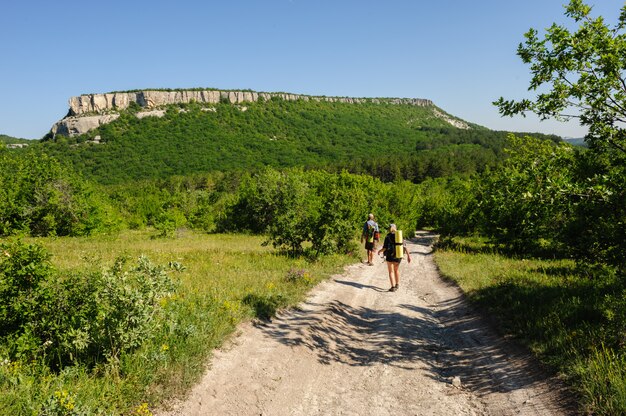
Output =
[
  {"x1": 0, "y1": 150, "x2": 121, "y2": 237},
  {"x1": 0, "y1": 241, "x2": 178, "y2": 370},
  {"x1": 153, "y1": 209, "x2": 187, "y2": 238},
  {"x1": 39, "y1": 390, "x2": 90, "y2": 416},
  {"x1": 242, "y1": 293, "x2": 289, "y2": 320},
  {"x1": 224, "y1": 168, "x2": 408, "y2": 256},
  {"x1": 34, "y1": 255, "x2": 178, "y2": 368},
  {"x1": 0, "y1": 240, "x2": 53, "y2": 337}
]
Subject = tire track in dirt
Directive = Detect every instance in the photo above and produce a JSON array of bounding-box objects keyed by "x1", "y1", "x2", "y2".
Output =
[{"x1": 158, "y1": 231, "x2": 573, "y2": 416}]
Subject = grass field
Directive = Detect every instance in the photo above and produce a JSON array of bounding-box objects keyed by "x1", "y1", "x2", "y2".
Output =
[{"x1": 1, "y1": 229, "x2": 356, "y2": 415}]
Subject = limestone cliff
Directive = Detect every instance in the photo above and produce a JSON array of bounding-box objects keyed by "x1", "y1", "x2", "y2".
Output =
[
  {"x1": 51, "y1": 114, "x2": 120, "y2": 137},
  {"x1": 66, "y1": 90, "x2": 433, "y2": 116},
  {"x1": 51, "y1": 89, "x2": 437, "y2": 137}
]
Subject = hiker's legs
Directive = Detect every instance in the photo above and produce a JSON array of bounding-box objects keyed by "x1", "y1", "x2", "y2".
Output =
[
  {"x1": 386, "y1": 261, "x2": 394, "y2": 288},
  {"x1": 392, "y1": 262, "x2": 400, "y2": 287},
  {"x1": 365, "y1": 242, "x2": 374, "y2": 264}
]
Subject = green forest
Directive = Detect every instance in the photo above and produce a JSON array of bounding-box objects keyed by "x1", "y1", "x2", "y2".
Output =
[
  {"x1": 34, "y1": 98, "x2": 559, "y2": 184},
  {"x1": 1, "y1": 1, "x2": 626, "y2": 414}
]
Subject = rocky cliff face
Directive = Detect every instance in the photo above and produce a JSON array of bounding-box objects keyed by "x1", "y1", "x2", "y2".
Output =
[
  {"x1": 67, "y1": 90, "x2": 433, "y2": 115},
  {"x1": 51, "y1": 89, "x2": 435, "y2": 137},
  {"x1": 51, "y1": 114, "x2": 120, "y2": 137}
]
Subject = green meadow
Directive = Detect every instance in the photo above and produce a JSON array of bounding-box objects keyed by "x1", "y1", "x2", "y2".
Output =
[{"x1": 0, "y1": 230, "x2": 356, "y2": 415}]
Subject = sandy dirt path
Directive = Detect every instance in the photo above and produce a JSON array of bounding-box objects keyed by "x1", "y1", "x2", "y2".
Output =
[{"x1": 158, "y1": 232, "x2": 573, "y2": 416}]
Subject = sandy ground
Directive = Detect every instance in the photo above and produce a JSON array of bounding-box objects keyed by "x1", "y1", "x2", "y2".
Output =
[{"x1": 158, "y1": 232, "x2": 574, "y2": 416}]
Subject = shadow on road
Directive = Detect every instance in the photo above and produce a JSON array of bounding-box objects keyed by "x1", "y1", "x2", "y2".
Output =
[
  {"x1": 333, "y1": 279, "x2": 388, "y2": 292},
  {"x1": 255, "y1": 296, "x2": 564, "y2": 402}
]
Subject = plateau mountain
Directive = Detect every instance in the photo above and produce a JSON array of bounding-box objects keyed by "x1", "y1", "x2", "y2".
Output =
[{"x1": 34, "y1": 88, "x2": 558, "y2": 185}]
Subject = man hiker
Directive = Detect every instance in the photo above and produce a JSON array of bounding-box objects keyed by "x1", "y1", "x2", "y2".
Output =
[{"x1": 361, "y1": 213, "x2": 380, "y2": 266}]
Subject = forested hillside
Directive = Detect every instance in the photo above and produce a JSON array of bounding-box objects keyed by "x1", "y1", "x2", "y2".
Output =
[
  {"x1": 34, "y1": 97, "x2": 559, "y2": 184},
  {"x1": 0, "y1": 134, "x2": 30, "y2": 144}
]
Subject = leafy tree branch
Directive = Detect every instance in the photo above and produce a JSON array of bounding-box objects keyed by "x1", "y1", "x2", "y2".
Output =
[{"x1": 495, "y1": 0, "x2": 626, "y2": 155}]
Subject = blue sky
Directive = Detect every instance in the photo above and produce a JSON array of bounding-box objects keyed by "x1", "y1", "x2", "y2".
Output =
[{"x1": 0, "y1": 1, "x2": 620, "y2": 140}]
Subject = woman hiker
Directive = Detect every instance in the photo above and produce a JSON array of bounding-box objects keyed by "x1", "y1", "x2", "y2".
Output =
[{"x1": 378, "y1": 224, "x2": 411, "y2": 291}]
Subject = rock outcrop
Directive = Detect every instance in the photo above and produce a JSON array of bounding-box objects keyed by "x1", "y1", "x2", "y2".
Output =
[
  {"x1": 432, "y1": 109, "x2": 470, "y2": 130},
  {"x1": 51, "y1": 89, "x2": 436, "y2": 137},
  {"x1": 51, "y1": 114, "x2": 120, "y2": 137}
]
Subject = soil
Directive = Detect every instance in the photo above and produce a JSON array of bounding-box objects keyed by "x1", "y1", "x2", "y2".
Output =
[{"x1": 158, "y1": 231, "x2": 575, "y2": 416}]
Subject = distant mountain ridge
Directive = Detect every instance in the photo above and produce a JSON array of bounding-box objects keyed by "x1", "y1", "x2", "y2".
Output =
[
  {"x1": 36, "y1": 87, "x2": 563, "y2": 185},
  {"x1": 49, "y1": 88, "x2": 465, "y2": 138},
  {"x1": 0, "y1": 134, "x2": 29, "y2": 143},
  {"x1": 564, "y1": 137, "x2": 587, "y2": 147}
]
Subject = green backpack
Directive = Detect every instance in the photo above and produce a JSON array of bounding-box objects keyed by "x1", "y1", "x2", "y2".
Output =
[{"x1": 366, "y1": 223, "x2": 376, "y2": 243}]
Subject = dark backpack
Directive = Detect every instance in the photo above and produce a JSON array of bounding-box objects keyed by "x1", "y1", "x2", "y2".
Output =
[{"x1": 383, "y1": 234, "x2": 398, "y2": 260}]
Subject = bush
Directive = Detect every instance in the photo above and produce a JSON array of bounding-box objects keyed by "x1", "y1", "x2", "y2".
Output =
[
  {"x1": 105, "y1": 173, "x2": 240, "y2": 235},
  {"x1": 0, "y1": 150, "x2": 121, "y2": 237},
  {"x1": 0, "y1": 240, "x2": 53, "y2": 337},
  {"x1": 0, "y1": 241, "x2": 178, "y2": 369},
  {"x1": 242, "y1": 293, "x2": 288, "y2": 320},
  {"x1": 39, "y1": 390, "x2": 90, "y2": 416}
]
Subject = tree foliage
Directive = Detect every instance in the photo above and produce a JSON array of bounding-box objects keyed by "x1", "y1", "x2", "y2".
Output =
[
  {"x1": 0, "y1": 149, "x2": 120, "y2": 237},
  {"x1": 495, "y1": 0, "x2": 626, "y2": 157},
  {"x1": 476, "y1": 135, "x2": 578, "y2": 253},
  {"x1": 223, "y1": 168, "x2": 426, "y2": 256},
  {"x1": 492, "y1": 0, "x2": 626, "y2": 269}
]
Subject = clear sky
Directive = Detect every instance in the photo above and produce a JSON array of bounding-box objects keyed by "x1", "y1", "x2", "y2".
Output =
[{"x1": 0, "y1": 1, "x2": 620, "y2": 140}]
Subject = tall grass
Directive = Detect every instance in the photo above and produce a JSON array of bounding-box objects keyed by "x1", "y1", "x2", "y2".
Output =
[
  {"x1": 0, "y1": 229, "x2": 355, "y2": 415},
  {"x1": 573, "y1": 345, "x2": 626, "y2": 415},
  {"x1": 434, "y1": 236, "x2": 626, "y2": 415}
]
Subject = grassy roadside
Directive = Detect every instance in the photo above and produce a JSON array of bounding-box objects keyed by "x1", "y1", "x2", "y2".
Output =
[
  {"x1": 0, "y1": 229, "x2": 357, "y2": 415},
  {"x1": 433, "y1": 236, "x2": 626, "y2": 415}
]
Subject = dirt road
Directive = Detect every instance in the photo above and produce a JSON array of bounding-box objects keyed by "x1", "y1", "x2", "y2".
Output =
[{"x1": 158, "y1": 232, "x2": 573, "y2": 416}]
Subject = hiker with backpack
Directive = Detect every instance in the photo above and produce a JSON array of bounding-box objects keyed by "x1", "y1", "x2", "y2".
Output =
[
  {"x1": 378, "y1": 224, "x2": 411, "y2": 291},
  {"x1": 361, "y1": 213, "x2": 380, "y2": 266}
]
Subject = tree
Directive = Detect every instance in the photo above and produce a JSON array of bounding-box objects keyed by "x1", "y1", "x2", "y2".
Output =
[
  {"x1": 494, "y1": 0, "x2": 626, "y2": 268},
  {"x1": 0, "y1": 150, "x2": 120, "y2": 236},
  {"x1": 495, "y1": 0, "x2": 626, "y2": 156},
  {"x1": 477, "y1": 135, "x2": 577, "y2": 253}
]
